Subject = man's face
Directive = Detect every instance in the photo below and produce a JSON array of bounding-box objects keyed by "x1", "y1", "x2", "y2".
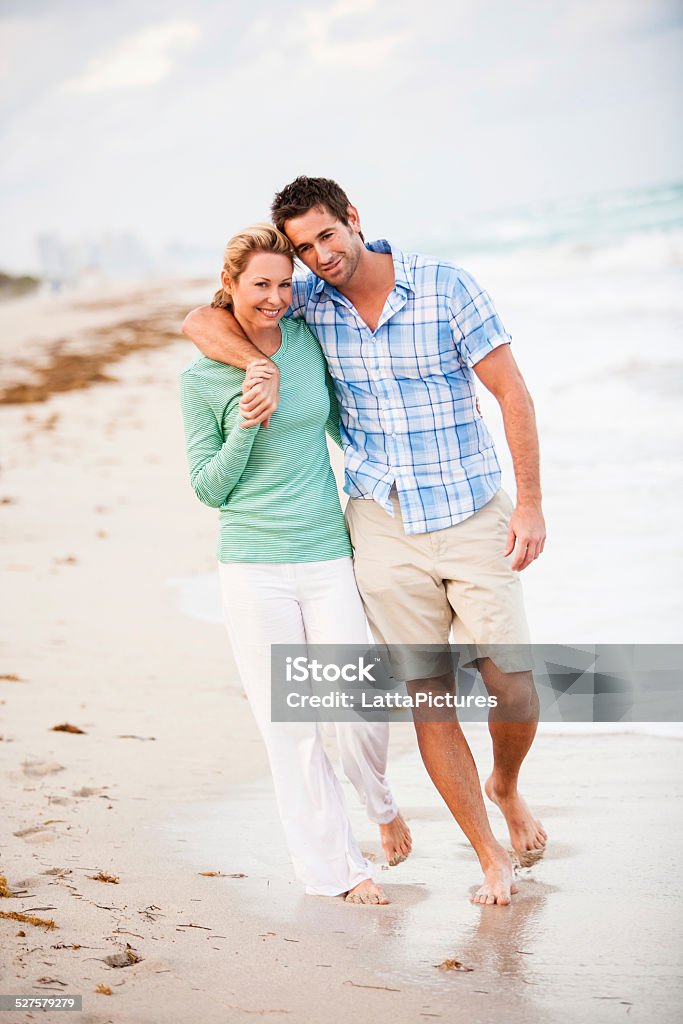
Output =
[{"x1": 284, "y1": 204, "x2": 364, "y2": 289}]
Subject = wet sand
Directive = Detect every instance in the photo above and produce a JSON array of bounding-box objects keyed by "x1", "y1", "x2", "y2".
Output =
[
  {"x1": 1, "y1": 282, "x2": 682, "y2": 1022},
  {"x1": 156, "y1": 730, "x2": 683, "y2": 1022}
]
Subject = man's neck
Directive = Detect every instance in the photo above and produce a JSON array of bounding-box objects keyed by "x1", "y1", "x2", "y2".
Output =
[{"x1": 339, "y1": 245, "x2": 395, "y2": 307}]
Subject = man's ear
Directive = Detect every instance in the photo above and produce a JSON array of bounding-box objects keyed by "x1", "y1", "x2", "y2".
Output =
[{"x1": 346, "y1": 204, "x2": 362, "y2": 235}]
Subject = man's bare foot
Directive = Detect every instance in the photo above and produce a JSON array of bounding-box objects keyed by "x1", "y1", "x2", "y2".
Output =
[
  {"x1": 470, "y1": 849, "x2": 519, "y2": 906},
  {"x1": 344, "y1": 880, "x2": 389, "y2": 905},
  {"x1": 379, "y1": 812, "x2": 412, "y2": 866},
  {"x1": 485, "y1": 775, "x2": 547, "y2": 867}
]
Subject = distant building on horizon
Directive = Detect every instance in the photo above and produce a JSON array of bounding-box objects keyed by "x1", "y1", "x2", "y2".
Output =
[
  {"x1": 33, "y1": 231, "x2": 216, "y2": 286},
  {"x1": 35, "y1": 231, "x2": 153, "y2": 288}
]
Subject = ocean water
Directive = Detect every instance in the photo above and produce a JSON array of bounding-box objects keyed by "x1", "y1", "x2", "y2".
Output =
[
  {"x1": 435, "y1": 181, "x2": 683, "y2": 257},
  {"x1": 171, "y1": 181, "x2": 683, "y2": 723},
  {"x1": 433, "y1": 181, "x2": 683, "y2": 646}
]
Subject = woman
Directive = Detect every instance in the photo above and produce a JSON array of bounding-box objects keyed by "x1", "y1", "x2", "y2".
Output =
[{"x1": 180, "y1": 224, "x2": 411, "y2": 903}]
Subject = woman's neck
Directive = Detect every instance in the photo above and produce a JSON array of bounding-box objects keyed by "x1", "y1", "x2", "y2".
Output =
[{"x1": 234, "y1": 314, "x2": 283, "y2": 358}]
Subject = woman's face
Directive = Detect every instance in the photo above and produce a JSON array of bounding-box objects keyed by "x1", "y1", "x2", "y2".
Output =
[{"x1": 224, "y1": 252, "x2": 293, "y2": 331}]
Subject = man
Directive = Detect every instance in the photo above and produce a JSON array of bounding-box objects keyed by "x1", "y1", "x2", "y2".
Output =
[{"x1": 183, "y1": 177, "x2": 547, "y2": 906}]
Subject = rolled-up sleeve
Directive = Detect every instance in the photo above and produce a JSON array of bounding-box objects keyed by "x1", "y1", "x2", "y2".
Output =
[{"x1": 448, "y1": 268, "x2": 512, "y2": 367}]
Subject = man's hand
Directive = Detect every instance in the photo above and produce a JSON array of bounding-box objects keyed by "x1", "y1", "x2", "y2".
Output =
[
  {"x1": 474, "y1": 346, "x2": 546, "y2": 570},
  {"x1": 504, "y1": 503, "x2": 546, "y2": 571},
  {"x1": 239, "y1": 360, "x2": 281, "y2": 428}
]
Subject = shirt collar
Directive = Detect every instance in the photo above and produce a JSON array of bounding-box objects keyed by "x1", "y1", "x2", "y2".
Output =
[{"x1": 312, "y1": 239, "x2": 415, "y2": 296}]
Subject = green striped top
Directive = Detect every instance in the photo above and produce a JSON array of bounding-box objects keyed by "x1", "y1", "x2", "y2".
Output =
[{"x1": 179, "y1": 316, "x2": 352, "y2": 563}]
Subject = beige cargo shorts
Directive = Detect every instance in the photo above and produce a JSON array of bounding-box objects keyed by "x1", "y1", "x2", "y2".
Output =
[{"x1": 344, "y1": 487, "x2": 531, "y2": 679}]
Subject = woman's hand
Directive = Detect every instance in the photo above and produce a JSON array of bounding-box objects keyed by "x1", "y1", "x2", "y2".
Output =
[{"x1": 239, "y1": 359, "x2": 281, "y2": 428}]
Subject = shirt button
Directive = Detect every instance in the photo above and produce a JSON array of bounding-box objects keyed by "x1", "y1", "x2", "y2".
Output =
[{"x1": 391, "y1": 432, "x2": 397, "y2": 438}]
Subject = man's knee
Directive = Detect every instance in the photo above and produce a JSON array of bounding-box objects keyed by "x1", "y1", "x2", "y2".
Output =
[{"x1": 480, "y1": 663, "x2": 536, "y2": 713}]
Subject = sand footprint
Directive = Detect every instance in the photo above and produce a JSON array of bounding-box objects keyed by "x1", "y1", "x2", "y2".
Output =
[
  {"x1": 21, "y1": 760, "x2": 65, "y2": 777},
  {"x1": 13, "y1": 825, "x2": 58, "y2": 844}
]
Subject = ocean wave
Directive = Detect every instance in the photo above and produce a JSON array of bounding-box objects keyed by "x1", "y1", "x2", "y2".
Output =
[{"x1": 430, "y1": 181, "x2": 683, "y2": 273}]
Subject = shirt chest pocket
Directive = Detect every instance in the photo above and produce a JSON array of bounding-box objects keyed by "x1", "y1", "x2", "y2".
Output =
[{"x1": 389, "y1": 322, "x2": 464, "y2": 380}]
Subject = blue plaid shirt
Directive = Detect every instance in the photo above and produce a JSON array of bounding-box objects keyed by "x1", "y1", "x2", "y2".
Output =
[{"x1": 289, "y1": 240, "x2": 511, "y2": 535}]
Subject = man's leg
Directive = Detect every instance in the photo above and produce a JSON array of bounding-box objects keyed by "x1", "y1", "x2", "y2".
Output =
[
  {"x1": 407, "y1": 669, "x2": 518, "y2": 905},
  {"x1": 345, "y1": 492, "x2": 516, "y2": 905},
  {"x1": 443, "y1": 489, "x2": 547, "y2": 864},
  {"x1": 477, "y1": 659, "x2": 547, "y2": 865}
]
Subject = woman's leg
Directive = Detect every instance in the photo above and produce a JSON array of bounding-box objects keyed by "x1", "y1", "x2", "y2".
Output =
[
  {"x1": 218, "y1": 561, "x2": 374, "y2": 897},
  {"x1": 294, "y1": 557, "x2": 411, "y2": 864}
]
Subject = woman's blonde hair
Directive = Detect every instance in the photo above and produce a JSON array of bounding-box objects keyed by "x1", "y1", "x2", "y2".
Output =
[{"x1": 211, "y1": 223, "x2": 295, "y2": 310}]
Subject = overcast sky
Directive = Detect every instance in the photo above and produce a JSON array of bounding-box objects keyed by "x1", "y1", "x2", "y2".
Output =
[{"x1": 1, "y1": 0, "x2": 682, "y2": 272}]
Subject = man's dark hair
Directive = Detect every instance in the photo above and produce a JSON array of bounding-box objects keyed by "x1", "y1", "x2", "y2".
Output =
[{"x1": 271, "y1": 176, "x2": 362, "y2": 238}]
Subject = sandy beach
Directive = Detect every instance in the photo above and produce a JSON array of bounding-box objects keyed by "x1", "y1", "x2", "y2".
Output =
[{"x1": 1, "y1": 281, "x2": 682, "y2": 1023}]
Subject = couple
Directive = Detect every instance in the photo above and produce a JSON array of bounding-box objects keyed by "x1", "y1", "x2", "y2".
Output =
[{"x1": 180, "y1": 176, "x2": 547, "y2": 908}]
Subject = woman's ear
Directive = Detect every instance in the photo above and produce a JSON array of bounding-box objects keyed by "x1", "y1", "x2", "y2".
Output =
[{"x1": 220, "y1": 269, "x2": 232, "y2": 294}]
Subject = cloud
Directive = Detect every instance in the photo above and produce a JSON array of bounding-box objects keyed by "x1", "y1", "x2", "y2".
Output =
[
  {"x1": 298, "y1": 0, "x2": 407, "y2": 66},
  {"x1": 62, "y1": 19, "x2": 200, "y2": 94},
  {"x1": 554, "y1": 0, "x2": 683, "y2": 42},
  {"x1": 244, "y1": 0, "x2": 407, "y2": 72}
]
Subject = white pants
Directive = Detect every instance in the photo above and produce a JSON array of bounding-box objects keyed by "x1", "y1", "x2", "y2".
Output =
[{"x1": 219, "y1": 556, "x2": 397, "y2": 896}]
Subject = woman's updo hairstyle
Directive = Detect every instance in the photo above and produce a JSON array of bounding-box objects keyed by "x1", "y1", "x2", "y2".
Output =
[{"x1": 211, "y1": 223, "x2": 295, "y2": 310}]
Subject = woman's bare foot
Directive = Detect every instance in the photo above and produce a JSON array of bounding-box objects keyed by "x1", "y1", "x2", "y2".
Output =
[
  {"x1": 470, "y1": 848, "x2": 519, "y2": 906},
  {"x1": 485, "y1": 774, "x2": 547, "y2": 867},
  {"x1": 344, "y1": 879, "x2": 390, "y2": 905},
  {"x1": 379, "y1": 812, "x2": 412, "y2": 866}
]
